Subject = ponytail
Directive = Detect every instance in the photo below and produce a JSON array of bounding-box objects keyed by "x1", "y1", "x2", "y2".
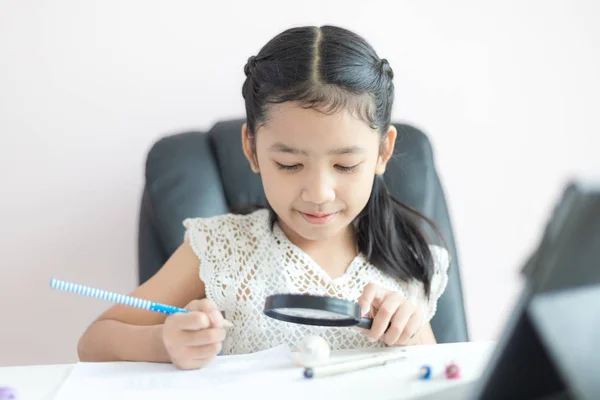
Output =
[{"x1": 355, "y1": 176, "x2": 436, "y2": 297}]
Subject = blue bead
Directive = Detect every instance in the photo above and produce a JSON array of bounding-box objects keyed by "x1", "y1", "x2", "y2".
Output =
[{"x1": 419, "y1": 365, "x2": 432, "y2": 380}]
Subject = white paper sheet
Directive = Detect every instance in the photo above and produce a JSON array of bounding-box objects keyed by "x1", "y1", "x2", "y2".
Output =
[
  {"x1": 53, "y1": 345, "x2": 294, "y2": 400},
  {"x1": 52, "y1": 342, "x2": 493, "y2": 400}
]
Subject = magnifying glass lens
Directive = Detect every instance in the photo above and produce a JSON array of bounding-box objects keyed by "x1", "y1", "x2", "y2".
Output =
[{"x1": 274, "y1": 307, "x2": 352, "y2": 320}]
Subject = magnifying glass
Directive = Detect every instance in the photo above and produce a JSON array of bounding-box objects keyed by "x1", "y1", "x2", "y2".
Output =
[{"x1": 263, "y1": 293, "x2": 374, "y2": 329}]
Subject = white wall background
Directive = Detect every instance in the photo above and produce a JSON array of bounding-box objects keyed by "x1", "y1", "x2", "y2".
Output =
[{"x1": 1, "y1": 0, "x2": 598, "y2": 366}]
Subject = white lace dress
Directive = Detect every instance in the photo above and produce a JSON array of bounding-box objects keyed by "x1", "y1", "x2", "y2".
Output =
[{"x1": 183, "y1": 209, "x2": 449, "y2": 355}]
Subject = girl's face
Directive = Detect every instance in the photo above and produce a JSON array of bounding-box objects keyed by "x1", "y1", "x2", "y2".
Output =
[{"x1": 243, "y1": 102, "x2": 396, "y2": 244}]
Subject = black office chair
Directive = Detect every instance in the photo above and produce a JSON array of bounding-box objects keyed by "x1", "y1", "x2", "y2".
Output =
[{"x1": 137, "y1": 119, "x2": 469, "y2": 343}]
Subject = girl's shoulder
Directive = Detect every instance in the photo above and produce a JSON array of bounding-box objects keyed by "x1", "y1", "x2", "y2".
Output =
[
  {"x1": 183, "y1": 208, "x2": 270, "y2": 233},
  {"x1": 429, "y1": 244, "x2": 450, "y2": 277},
  {"x1": 182, "y1": 208, "x2": 272, "y2": 258},
  {"x1": 421, "y1": 244, "x2": 451, "y2": 322}
]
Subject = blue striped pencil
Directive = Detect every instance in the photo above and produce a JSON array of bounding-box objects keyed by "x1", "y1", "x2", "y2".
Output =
[{"x1": 49, "y1": 278, "x2": 233, "y2": 327}]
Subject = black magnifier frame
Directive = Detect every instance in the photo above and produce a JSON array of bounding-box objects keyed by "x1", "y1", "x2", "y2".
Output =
[{"x1": 263, "y1": 293, "x2": 374, "y2": 329}]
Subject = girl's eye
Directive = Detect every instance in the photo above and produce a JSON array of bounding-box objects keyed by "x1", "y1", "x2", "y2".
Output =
[
  {"x1": 275, "y1": 162, "x2": 302, "y2": 171},
  {"x1": 335, "y1": 164, "x2": 360, "y2": 173}
]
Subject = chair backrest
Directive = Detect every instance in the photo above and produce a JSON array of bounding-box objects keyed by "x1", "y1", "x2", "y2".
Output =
[{"x1": 138, "y1": 119, "x2": 469, "y2": 343}]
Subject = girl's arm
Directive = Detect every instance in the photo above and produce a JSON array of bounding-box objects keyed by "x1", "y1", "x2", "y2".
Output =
[{"x1": 77, "y1": 241, "x2": 205, "y2": 362}]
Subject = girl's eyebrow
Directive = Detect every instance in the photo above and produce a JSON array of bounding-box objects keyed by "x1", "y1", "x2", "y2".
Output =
[
  {"x1": 268, "y1": 142, "x2": 366, "y2": 156},
  {"x1": 328, "y1": 146, "x2": 366, "y2": 155}
]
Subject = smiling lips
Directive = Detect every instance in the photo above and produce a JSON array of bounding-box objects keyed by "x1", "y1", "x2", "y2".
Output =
[{"x1": 299, "y1": 211, "x2": 339, "y2": 225}]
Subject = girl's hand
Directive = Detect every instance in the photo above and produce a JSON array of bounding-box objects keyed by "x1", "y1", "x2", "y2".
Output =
[
  {"x1": 357, "y1": 283, "x2": 424, "y2": 346},
  {"x1": 162, "y1": 298, "x2": 227, "y2": 370}
]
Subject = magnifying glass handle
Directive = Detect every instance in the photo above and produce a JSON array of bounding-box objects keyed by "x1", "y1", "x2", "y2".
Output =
[
  {"x1": 356, "y1": 318, "x2": 392, "y2": 331},
  {"x1": 357, "y1": 317, "x2": 374, "y2": 329}
]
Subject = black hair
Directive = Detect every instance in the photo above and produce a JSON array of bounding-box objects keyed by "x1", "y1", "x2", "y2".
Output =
[{"x1": 241, "y1": 25, "x2": 437, "y2": 296}]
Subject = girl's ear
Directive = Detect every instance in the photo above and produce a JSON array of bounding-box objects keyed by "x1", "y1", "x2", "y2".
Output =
[
  {"x1": 241, "y1": 123, "x2": 260, "y2": 173},
  {"x1": 375, "y1": 125, "x2": 397, "y2": 175}
]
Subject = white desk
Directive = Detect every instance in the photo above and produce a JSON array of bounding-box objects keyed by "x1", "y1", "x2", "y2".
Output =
[{"x1": 0, "y1": 341, "x2": 496, "y2": 400}]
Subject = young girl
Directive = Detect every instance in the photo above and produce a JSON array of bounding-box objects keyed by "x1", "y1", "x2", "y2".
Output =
[{"x1": 78, "y1": 25, "x2": 449, "y2": 370}]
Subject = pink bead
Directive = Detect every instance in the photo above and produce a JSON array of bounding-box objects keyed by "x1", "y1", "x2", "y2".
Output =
[{"x1": 445, "y1": 362, "x2": 461, "y2": 379}]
